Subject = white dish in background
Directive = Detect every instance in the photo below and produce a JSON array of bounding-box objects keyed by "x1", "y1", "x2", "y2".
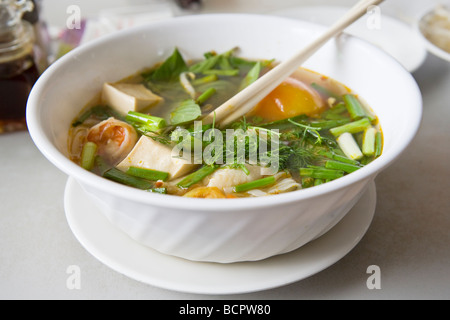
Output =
[
  {"x1": 272, "y1": 5, "x2": 427, "y2": 72},
  {"x1": 64, "y1": 178, "x2": 376, "y2": 295},
  {"x1": 416, "y1": 6, "x2": 450, "y2": 62}
]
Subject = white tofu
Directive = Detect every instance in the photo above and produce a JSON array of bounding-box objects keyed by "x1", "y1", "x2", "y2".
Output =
[
  {"x1": 116, "y1": 135, "x2": 198, "y2": 180},
  {"x1": 101, "y1": 83, "x2": 163, "y2": 114},
  {"x1": 205, "y1": 164, "x2": 263, "y2": 190}
]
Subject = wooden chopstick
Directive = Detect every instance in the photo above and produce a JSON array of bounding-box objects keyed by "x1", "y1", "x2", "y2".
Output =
[{"x1": 201, "y1": 0, "x2": 385, "y2": 128}]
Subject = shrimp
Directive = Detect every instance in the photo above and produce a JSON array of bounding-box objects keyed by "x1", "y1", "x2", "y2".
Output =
[
  {"x1": 87, "y1": 117, "x2": 138, "y2": 165},
  {"x1": 184, "y1": 187, "x2": 227, "y2": 199}
]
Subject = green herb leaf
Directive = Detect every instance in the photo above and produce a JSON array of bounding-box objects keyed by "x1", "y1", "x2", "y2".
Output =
[
  {"x1": 151, "y1": 48, "x2": 188, "y2": 82},
  {"x1": 170, "y1": 99, "x2": 202, "y2": 125},
  {"x1": 189, "y1": 55, "x2": 220, "y2": 73},
  {"x1": 240, "y1": 61, "x2": 261, "y2": 91}
]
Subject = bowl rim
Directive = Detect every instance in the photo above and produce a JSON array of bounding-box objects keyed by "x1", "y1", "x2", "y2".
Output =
[{"x1": 26, "y1": 13, "x2": 423, "y2": 212}]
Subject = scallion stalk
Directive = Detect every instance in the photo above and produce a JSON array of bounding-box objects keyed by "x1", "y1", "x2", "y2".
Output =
[
  {"x1": 126, "y1": 111, "x2": 166, "y2": 131},
  {"x1": 80, "y1": 142, "x2": 98, "y2": 171},
  {"x1": 202, "y1": 69, "x2": 240, "y2": 76},
  {"x1": 343, "y1": 94, "x2": 367, "y2": 120},
  {"x1": 362, "y1": 127, "x2": 377, "y2": 156},
  {"x1": 329, "y1": 117, "x2": 371, "y2": 137},
  {"x1": 103, "y1": 168, "x2": 154, "y2": 190},
  {"x1": 314, "y1": 179, "x2": 325, "y2": 186},
  {"x1": 94, "y1": 156, "x2": 111, "y2": 176},
  {"x1": 192, "y1": 74, "x2": 218, "y2": 86},
  {"x1": 375, "y1": 131, "x2": 383, "y2": 157},
  {"x1": 177, "y1": 165, "x2": 219, "y2": 189},
  {"x1": 233, "y1": 176, "x2": 276, "y2": 193},
  {"x1": 126, "y1": 167, "x2": 169, "y2": 182},
  {"x1": 325, "y1": 160, "x2": 361, "y2": 174},
  {"x1": 302, "y1": 177, "x2": 315, "y2": 189},
  {"x1": 318, "y1": 150, "x2": 360, "y2": 166},
  {"x1": 336, "y1": 132, "x2": 364, "y2": 161},
  {"x1": 300, "y1": 167, "x2": 345, "y2": 180},
  {"x1": 309, "y1": 119, "x2": 351, "y2": 130},
  {"x1": 196, "y1": 88, "x2": 217, "y2": 105}
]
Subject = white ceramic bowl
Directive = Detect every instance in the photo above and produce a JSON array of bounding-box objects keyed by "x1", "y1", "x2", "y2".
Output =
[{"x1": 27, "y1": 14, "x2": 422, "y2": 263}]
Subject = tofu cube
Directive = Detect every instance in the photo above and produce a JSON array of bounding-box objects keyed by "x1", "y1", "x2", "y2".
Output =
[
  {"x1": 116, "y1": 135, "x2": 199, "y2": 180},
  {"x1": 101, "y1": 83, "x2": 163, "y2": 114}
]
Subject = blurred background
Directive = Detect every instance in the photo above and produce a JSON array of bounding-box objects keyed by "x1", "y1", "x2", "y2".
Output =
[
  {"x1": 41, "y1": 0, "x2": 441, "y2": 27},
  {"x1": 38, "y1": 0, "x2": 448, "y2": 67},
  {"x1": 3, "y1": 0, "x2": 448, "y2": 133}
]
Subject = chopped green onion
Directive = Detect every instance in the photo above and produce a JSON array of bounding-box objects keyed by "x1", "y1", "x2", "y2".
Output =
[
  {"x1": 202, "y1": 69, "x2": 240, "y2": 76},
  {"x1": 103, "y1": 168, "x2": 154, "y2": 190},
  {"x1": 233, "y1": 176, "x2": 276, "y2": 193},
  {"x1": 360, "y1": 156, "x2": 373, "y2": 166},
  {"x1": 240, "y1": 61, "x2": 261, "y2": 90},
  {"x1": 309, "y1": 119, "x2": 351, "y2": 130},
  {"x1": 126, "y1": 167, "x2": 169, "y2": 182},
  {"x1": 300, "y1": 167, "x2": 345, "y2": 180},
  {"x1": 318, "y1": 150, "x2": 360, "y2": 166},
  {"x1": 329, "y1": 102, "x2": 347, "y2": 113},
  {"x1": 72, "y1": 109, "x2": 94, "y2": 127},
  {"x1": 192, "y1": 74, "x2": 218, "y2": 86},
  {"x1": 314, "y1": 179, "x2": 325, "y2": 186},
  {"x1": 80, "y1": 142, "x2": 98, "y2": 171},
  {"x1": 94, "y1": 156, "x2": 111, "y2": 176},
  {"x1": 126, "y1": 111, "x2": 166, "y2": 131},
  {"x1": 177, "y1": 165, "x2": 219, "y2": 189},
  {"x1": 343, "y1": 94, "x2": 367, "y2": 120},
  {"x1": 325, "y1": 160, "x2": 361, "y2": 174},
  {"x1": 322, "y1": 103, "x2": 348, "y2": 120},
  {"x1": 302, "y1": 177, "x2": 315, "y2": 189},
  {"x1": 362, "y1": 127, "x2": 377, "y2": 156},
  {"x1": 329, "y1": 117, "x2": 372, "y2": 137},
  {"x1": 196, "y1": 88, "x2": 217, "y2": 105},
  {"x1": 336, "y1": 132, "x2": 364, "y2": 161},
  {"x1": 375, "y1": 131, "x2": 383, "y2": 157}
]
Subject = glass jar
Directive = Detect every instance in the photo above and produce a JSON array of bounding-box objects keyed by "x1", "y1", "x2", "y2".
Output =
[{"x1": 0, "y1": 0, "x2": 39, "y2": 133}]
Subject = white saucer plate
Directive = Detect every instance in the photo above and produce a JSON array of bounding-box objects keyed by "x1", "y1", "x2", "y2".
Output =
[
  {"x1": 271, "y1": 5, "x2": 427, "y2": 73},
  {"x1": 64, "y1": 178, "x2": 376, "y2": 295}
]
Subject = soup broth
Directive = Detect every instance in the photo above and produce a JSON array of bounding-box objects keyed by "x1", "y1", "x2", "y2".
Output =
[{"x1": 69, "y1": 48, "x2": 382, "y2": 199}]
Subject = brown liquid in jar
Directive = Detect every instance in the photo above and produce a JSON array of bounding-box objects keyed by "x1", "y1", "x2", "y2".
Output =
[{"x1": 0, "y1": 53, "x2": 39, "y2": 133}]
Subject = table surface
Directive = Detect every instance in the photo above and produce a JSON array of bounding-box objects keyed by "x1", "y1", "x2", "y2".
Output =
[{"x1": 1, "y1": 0, "x2": 450, "y2": 300}]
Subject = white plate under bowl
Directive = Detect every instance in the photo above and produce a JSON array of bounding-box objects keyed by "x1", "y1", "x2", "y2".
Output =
[
  {"x1": 271, "y1": 5, "x2": 427, "y2": 73},
  {"x1": 64, "y1": 178, "x2": 377, "y2": 295}
]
